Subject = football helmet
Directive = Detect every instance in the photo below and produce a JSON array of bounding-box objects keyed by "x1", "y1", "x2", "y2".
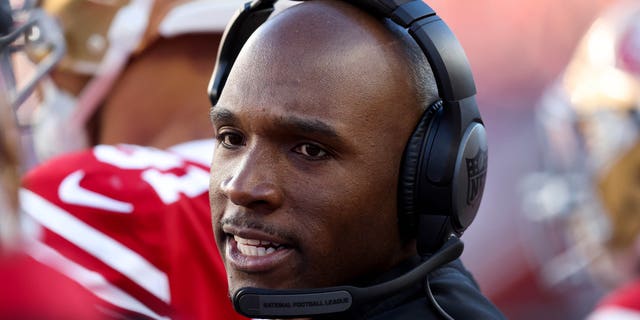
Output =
[
  {"x1": 522, "y1": 0, "x2": 640, "y2": 290},
  {"x1": 27, "y1": 0, "x2": 243, "y2": 163},
  {"x1": 0, "y1": 0, "x2": 64, "y2": 110}
]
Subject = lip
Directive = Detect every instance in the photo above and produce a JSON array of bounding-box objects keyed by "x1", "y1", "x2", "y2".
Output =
[{"x1": 223, "y1": 225, "x2": 296, "y2": 273}]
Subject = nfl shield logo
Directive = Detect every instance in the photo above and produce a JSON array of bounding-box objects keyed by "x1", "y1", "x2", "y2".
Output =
[{"x1": 465, "y1": 149, "x2": 488, "y2": 205}]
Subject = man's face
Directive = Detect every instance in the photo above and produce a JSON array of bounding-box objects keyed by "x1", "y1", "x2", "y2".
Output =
[{"x1": 210, "y1": 1, "x2": 421, "y2": 295}]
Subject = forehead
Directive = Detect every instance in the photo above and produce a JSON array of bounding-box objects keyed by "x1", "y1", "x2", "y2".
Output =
[{"x1": 216, "y1": 1, "x2": 418, "y2": 129}]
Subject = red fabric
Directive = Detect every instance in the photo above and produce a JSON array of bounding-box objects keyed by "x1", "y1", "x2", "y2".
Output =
[
  {"x1": 21, "y1": 144, "x2": 246, "y2": 320},
  {"x1": 597, "y1": 279, "x2": 640, "y2": 311},
  {"x1": 0, "y1": 253, "x2": 105, "y2": 319}
]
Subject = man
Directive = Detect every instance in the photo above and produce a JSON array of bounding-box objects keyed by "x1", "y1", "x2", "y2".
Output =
[
  {"x1": 19, "y1": 0, "x2": 247, "y2": 319},
  {"x1": 0, "y1": 1, "x2": 105, "y2": 318},
  {"x1": 209, "y1": 0, "x2": 504, "y2": 319},
  {"x1": 29, "y1": 0, "x2": 238, "y2": 159},
  {"x1": 1, "y1": 99, "x2": 106, "y2": 319},
  {"x1": 523, "y1": 0, "x2": 640, "y2": 318}
]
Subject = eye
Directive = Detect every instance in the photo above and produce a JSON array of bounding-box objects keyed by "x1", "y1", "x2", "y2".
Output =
[
  {"x1": 292, "y1": 143, "x2": 330, "y2": 160},
  {"x1": 217, "y1": 130, "x2": 245, "y2": 149}
]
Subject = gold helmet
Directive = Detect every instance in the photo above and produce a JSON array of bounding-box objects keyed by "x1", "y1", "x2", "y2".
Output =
[
  {"x1": 26, "y1": 0, "x2": 243, "y2": 162},
  {"x1": 522, "y1": 0, "x2": 640, "y2": 290}
]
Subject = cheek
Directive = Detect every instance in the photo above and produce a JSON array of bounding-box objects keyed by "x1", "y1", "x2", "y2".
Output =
[
  {"x1": 209, "y1": 145, "x2": 229, "y2": 192},
  {"x1": 295, "y1": 164, "x2": 402, "y2": 260},
  {"x1": 208, "y1": 160, "x2": 227, "y2": 222},
  {"x1": 307, "y1": 153, "x2": 401, "y2": 228}
]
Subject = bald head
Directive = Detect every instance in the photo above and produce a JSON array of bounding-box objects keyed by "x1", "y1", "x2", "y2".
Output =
[{"x1": 218, "y1": 0, "x2": 437, "y2": 114}]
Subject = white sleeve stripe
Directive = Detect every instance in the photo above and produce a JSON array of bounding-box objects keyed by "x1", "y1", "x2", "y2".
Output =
[
  {"x1": 26, "y1": 240, "x2": 170, "y2": 320},
  {"x1": 20, "y1": 189, "x2": 170, "y2": 303},
  {"x1": 586, "y1": 307, "x2": 640, "y2": 320}
]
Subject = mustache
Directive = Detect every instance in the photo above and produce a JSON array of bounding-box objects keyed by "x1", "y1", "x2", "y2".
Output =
[{"x1": 219, "y1": 216, "x2": 297, "y2": 243}]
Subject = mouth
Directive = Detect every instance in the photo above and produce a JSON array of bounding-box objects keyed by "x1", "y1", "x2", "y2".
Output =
[
  {"x1": 235, "y1": 235, "x2": 285, "y2": 256},
  {"x1": 224, "y1": 228, "x2": 296, "y2": 273}
]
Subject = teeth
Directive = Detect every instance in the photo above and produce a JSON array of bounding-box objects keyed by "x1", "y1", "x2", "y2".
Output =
[
  {"x1": 234, "y1": 235, "x2": 280, "y2": 247},
  {"x1": 234, "y1": 235, "x2": 281, "y2": 256},
  {"x1": 246, "y1": 238, "x2": 260, "y2": 245}
]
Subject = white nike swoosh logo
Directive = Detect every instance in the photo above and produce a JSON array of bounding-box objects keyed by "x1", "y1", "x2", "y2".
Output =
[{"x1": 59, "y1": 170, "x2": 134, "y2": 213}]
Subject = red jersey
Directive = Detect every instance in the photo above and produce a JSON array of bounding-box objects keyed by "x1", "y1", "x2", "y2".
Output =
[
  {"x1": 20, "y1": 141, "x2": 246, "y2": 320},
  {"x1": 0, "y1": 252, "x2": 106, "y2": 319},
  {"x1": 587, "y1": 279, "x2": 640, "y2": 320}
]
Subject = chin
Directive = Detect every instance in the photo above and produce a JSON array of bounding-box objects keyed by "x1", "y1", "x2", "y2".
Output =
[{"x1": 229, "y1": 271, "x2": 310, "y2": 294}]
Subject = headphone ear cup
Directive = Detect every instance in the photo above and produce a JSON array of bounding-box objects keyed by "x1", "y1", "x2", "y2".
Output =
[
  {"x1": 450, "y1": 121, "x2": 488, "y2": 232},
  {"x1": 398, "y1": 99, "x2": 488, "y2": 254},
  {"x1": 398, "y1": 100, "x2": 443, "y2": 238}
]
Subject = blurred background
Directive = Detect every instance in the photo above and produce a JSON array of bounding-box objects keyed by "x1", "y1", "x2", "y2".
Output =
[
  {"x1": 426, "y1": 0, "x2": 619, "y2": 318},
  {"x1": 6, "y1": 0, "x2": 630, "y2": 318}
]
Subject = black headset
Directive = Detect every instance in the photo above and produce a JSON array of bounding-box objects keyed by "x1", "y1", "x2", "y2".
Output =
[{"x1": 208, "y1": 0, "x2": 488, "y2": 317}]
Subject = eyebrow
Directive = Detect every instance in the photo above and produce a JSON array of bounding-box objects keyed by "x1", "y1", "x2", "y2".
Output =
[
  {"x1": 280, "y1": 115, "x2": 339, "y2": 138},
  {"x1": 211, "y1": 107, "x2": 349, "y2": 154},
  {"x1": 210, "y1": 107, "x2": 237, "y2": 125},
  {"x1": 211, "y1": 107, "x2": 339, "y2": 137}
]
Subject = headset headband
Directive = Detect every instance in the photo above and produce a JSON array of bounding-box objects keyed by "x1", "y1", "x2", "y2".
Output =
[{"x1": 209, "y1": 0, "x2": 477, "y2": 106}]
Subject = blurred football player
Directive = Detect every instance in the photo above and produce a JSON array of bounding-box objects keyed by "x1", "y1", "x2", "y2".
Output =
[
  {"x1": 17, "y1": 0, "x2": 248, "y2": 319},
  {"x1": 522, "y1": 0, "x2": 640, "y2": 318},
  {"x1": 0, "y1": 0, "x2": 106, "y2": 318}
]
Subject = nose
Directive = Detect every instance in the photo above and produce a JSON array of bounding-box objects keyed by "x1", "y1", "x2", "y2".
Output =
[{"x1": 219, "y1": 148, "x2": 284, "y2": 211}]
